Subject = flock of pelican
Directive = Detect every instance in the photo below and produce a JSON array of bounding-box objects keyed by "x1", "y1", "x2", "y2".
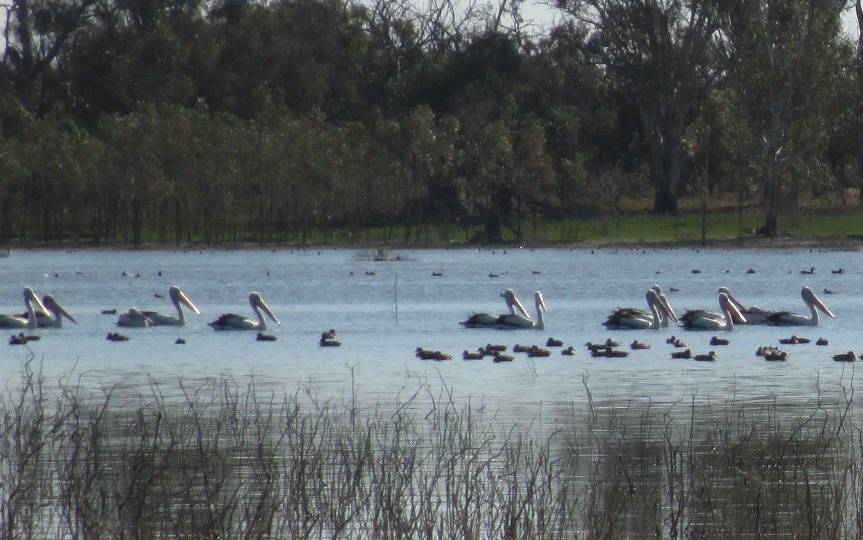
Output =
[
  {"x1": 0, "y1": 280, "x2": 836, "y2": 345},
  {"x1": 0, "y1": 287, "x2": 281, "y2": 332},
  {"x1": 604, "y1": 285, "x2": 834, "y2": 331},
  {"x1": 462, "y1": 285, "x2": 835, "y2": 332}
]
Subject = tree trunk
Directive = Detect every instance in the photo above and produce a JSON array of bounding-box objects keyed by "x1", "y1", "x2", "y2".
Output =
[
  {"x1": 857, "y1": 1, "x2": 863, "y2": 200},
  {"x1": 653, "y1": 181, "x2": 679, "y2": 214},
  {"x1": 761, "y1": 154, "x2": 779, "y2": 237}
]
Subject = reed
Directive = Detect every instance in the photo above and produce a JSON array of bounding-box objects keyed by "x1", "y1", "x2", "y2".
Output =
[{"x1": 0, "y1": 363, "x2": 862, "y2": 538}]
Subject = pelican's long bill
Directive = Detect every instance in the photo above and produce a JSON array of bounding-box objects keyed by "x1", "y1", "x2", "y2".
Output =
[{"x1": 40, "y1": 294, "x2": 77, "y2": 328}]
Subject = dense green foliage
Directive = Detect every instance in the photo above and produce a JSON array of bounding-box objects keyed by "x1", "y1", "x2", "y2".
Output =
[{"x1": 0, "y1": 0, "x2": 860, "y2": 245}]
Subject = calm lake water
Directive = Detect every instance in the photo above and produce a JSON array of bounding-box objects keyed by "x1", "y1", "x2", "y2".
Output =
[{"x1": 1, "y1": 246, "x2": 861, "y2": 415}]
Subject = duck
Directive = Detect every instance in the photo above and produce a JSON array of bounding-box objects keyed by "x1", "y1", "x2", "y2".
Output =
[
  {"x1": 630, "y1": 340, "x2": 651, "y2": 350},
  {"x1": 527, "y1": 346, "x2": 552, "y2": 358},
  {"x1": 256, "y1": 333, "x2": 277, "y2": 342},
  {"x1": 319, "y1": 329, "x2": 341, "y2": 347},
  {"x1": 778, "y1": 335, "x2": 810, "y2": 345},
  {"x1": 832, "y1": 351, "x2": 857, "y2": 362},
  {"x1": 106, "y1": 332, "x2": 130, "y2": 342},
  {"x1": 670, "y1": 349, "x2": 692, "y2": 359},
  {"x1": 709, "y1": 336, "x2": 729, "y2": 346},
  {"x1": 600, "y1": 349, "x2": 629, "y2": 358},
  {"x1": 9, "y1": 333, "x2": 38, "y2": 345},
  {"x1": 693, "y1": 351, "x2": 717, "y2": 362},
  {"x1": 763, "y1": 349, "x2": 787, "y2": 361},
  {"x1": 415, "y1": 348, "x2": 452, "y2": 361}
]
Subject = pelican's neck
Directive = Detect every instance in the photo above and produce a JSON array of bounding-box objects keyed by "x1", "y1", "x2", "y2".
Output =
[
  {"x1": 253, "y1": 304, "x2": 266, "y2": 330},
  {"x1": 48, "y1": 307, "x2": 61, "y2": 327},
  {"x1": 649, "y1": 297, "x2": 662, "y2": 329},
  {"x1": 25, "y1": 297, "x2": 38, "y2": 330},
  {"x1": 174, "y1": 297, "x2": 186, "y2": 325},
  {"x1": 534, "y1": 301, "x2": 545, "y2": 330},
  {"x1": 807, "y1": 299, "x2": 819, "y2": 326},
  {"x1": 721, "y1": 302, "x2": 734, "y2": 331}
]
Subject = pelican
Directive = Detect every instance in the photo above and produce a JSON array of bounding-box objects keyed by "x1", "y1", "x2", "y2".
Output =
[
  {"x1": 140, "y1": 286, "x2": 201, "y2": 326},
  {"x1": 765, "y1": 287, "x2": 835, "y2": 326},
  {"x1": 460, "y1": 289, "x2": 531, "y2": 328},
  {"x1": 493, "y1": 291, "x2": 546, "y2": 330},
  {"x1": 604, "y1": 289, "x2": 677, "y2": 330},
  {"x1": 208, "y1": 292, "x2": 280, "y2": 331},
  {"x1": 680, "y1": 292, "x2": 746, "y2": 331},
  {"x1": 717, "y1": 287, "x2": 773, "y2": 324},
  {"x1": 678, "y1": 287, "x2": 760, "y2": 324},
  {"x1": 35, "y1": 294, "x2": 77, "y2": 328},
  {"x1": 0, "y1": 288, "x2": 48, "y2": 329},
  {"x1": 117, "y1": 308, "x2": 154, "y2": 327}
]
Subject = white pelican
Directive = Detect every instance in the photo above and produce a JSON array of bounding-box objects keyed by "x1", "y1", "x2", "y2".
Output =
[
  {"x1": 208, "y1": 292, "x2": 280, "y2": 331},
  {"x1": 141, "y1": 286, "x2": 200, "y2": 326},
  {"x1": 117, "y1": 308, "x2": 154, "y2": 327},
  {"x1": 35, "y1": 295, "x2": 77, "y2": 328},
  {"x1": 0, "y1": 288, "x2": 48, "y2": 329},
  {"x1": 680, "y1": 292, "x2": 746, "y2": 331},
  {"x1": 604, "y1": 288, "x2": 678, "y2": 330},
  {"x1": 765, "y1": 287, "x2": 835, "y2": 326},
  {"x1": 460, "y1": 288, "x2": 531, "y2": 328},
  {"x1": 717, "y1": 287, "x2": 773, "y2": 324},
  {"x1": 494, "y1": 291, "x2": 546, "y2": 330}
]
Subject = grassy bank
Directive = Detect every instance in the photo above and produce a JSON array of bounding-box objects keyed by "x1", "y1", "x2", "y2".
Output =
[
  {"x1": 8, "y1": 199, "x2": 863, "y2": 250},
  {"x1": 1, "y1": 365, "x2": 862, "y2": 538}
]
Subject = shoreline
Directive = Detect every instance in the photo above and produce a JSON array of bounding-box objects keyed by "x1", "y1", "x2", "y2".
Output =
[{"x1": 3, "y1": 234, "x2": 863, "y2": 252}]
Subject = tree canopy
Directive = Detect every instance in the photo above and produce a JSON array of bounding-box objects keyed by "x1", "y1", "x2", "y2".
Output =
[{"x1": 0, "y1": 0, "x2": 860, "y2": 245}]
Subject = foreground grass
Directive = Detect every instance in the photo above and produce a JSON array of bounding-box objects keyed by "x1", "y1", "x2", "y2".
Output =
[{"x1": 1, "y1": 365, "x2": 863, "y2": 538}]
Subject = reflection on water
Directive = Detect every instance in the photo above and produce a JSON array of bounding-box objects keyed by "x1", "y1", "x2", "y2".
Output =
[{"x1": 1, "y1": 247, "x2": 862, "y2": 535}]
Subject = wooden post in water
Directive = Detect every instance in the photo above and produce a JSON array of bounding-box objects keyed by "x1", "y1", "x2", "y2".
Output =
[{"x1": 393, "y1": 274, "x2": 398, "y2": 323}]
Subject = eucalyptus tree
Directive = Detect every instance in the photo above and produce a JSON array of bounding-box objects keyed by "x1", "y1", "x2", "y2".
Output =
[
  {"x1": 716, "y1": 0, "x2": 847, "y2": 236},
  {"x1": 552, "y1": 0, "x2": 719, "y2": 214},
  {"x1": 459, "y1": 118, "x2": 516, "y2": 242},
  {"x1": 2, "y1": 0, "x2": 100, "y2": 116},
  {"x1": 392, "y1": 105, "x2": 457, "y2": 241},
  {"x1": 856, "y1": 0, "x2": 863, "y2": 191},
  {"x1": 533, "y1": 22, "x2": 628, "y2": 215}
]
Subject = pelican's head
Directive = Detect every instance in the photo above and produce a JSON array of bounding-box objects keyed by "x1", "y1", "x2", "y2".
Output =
[
  {"x1": 718, "y1": 287, "x2": 747, "y2": 314},
  {"x1": 802, "y1": 287, "x2": 835, "y2": 318},
  {"x1": 170, "y1": 286, "x2": 201, "y2": 315},
  {"x1": 502, "y1": 289, "x2": 530, "y2": 319},
  {"x1": 535, "y1": 291, "x2": 546, "y2": 312},
  {"x1": 42, "y1": 294, "x2": 77, "y2": 324},
  {"x1": 250, "y1": 292, "x2": 280, "y2": 325},
  {"x1": 23, "y1": 288, "x2": 48, "y2": 315}
]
